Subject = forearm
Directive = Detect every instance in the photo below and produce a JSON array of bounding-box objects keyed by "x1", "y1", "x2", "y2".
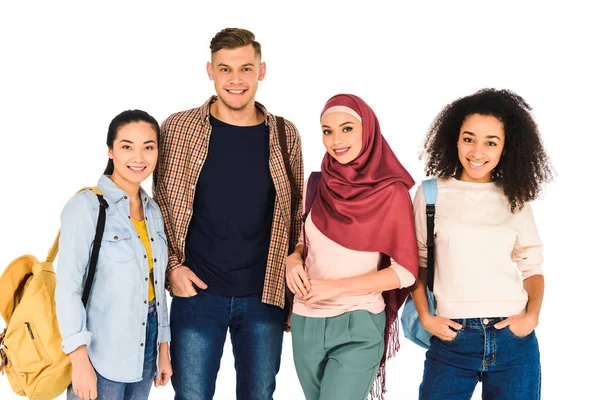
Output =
[
  {"x1": 338, "y1": 268, "x2": 401, "y2": 296},
  {"x1": 523, "y1": 274, "x2": 544, "y2": 320},
  {"x1": 158, "y1": 342, "x2": 169, "y2": 356},
  {"x1": 290, "y1": 244, "x2": 304, "y2": 259},
  {"x1": 412, "y1": 268, "x2": 432, "y2": 321},
  {"x1": 68, "y1": 345, "x2": 91, "y2": 367}
]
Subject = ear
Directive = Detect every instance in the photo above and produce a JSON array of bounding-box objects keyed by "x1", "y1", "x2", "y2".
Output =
[
  {"x1": 108, "y1": 147, "x2": 113, "y2": 159},
  {"x1": 207, "y1": 61, "x2": 214, "y2": 81},
  {"x1": 258, "y1": 62, "x2": 266, "y2": 81}
]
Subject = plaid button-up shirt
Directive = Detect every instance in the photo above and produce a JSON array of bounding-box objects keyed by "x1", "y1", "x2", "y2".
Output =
[{"x1": 153, "y1": 96, "x2": 304, "y2": 308}]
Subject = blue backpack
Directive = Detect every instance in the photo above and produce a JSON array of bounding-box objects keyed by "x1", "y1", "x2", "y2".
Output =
[{"x1": 401, "y1": 178, "x2": 437, "y2": 349}]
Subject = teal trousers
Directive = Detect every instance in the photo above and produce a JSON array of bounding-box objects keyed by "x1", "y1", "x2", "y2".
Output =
[{"x1": 291, "y1": 310, "x2": 386, "y2": 400}]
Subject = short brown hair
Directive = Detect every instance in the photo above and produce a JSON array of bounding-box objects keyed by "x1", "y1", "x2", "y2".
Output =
[{"x1": 210, "y1": 28, "x2": 261, "y2": 58}]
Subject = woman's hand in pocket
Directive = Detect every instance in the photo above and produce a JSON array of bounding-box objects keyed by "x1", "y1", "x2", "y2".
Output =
[
  {"x1": 494, "y1": 314, "x2": 537, "y2": 337},
  {"x1": 421, "y1": 314, "x2": 462, "y2": 342}
]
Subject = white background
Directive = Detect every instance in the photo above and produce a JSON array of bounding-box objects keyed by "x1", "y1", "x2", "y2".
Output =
[{"x1": 1, "y1": 1, "x2": 598, "y2": 399}]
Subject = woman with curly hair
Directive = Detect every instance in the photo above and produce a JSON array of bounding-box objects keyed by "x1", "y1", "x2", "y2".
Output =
[{"x1": 412, "y1": 89, "x2": 553, "y2": 399}]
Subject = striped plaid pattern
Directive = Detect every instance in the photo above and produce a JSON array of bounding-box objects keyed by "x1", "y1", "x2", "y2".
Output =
[{"x1": 154, "y1": 96, "x2": 304, "y2": 308}]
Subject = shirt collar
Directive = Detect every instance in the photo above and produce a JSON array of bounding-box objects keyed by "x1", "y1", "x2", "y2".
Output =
[
  {"x1": 97, "y1": 175, "x2": 150, "y2": 204},
  {"x1": 198, "y1": 95, "x2": 276, "y2": 127}
]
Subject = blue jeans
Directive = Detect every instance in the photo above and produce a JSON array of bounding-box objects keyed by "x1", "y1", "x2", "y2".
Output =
[
  {"x1": 170, "y1": 290, "x2": 285, "y2": 400},
  {"x1": 419, "y1": 317, "x2": 541, "y2": 400},
  {"x1": 67, "y1": 304, "x2": 158, "y2": 400}
]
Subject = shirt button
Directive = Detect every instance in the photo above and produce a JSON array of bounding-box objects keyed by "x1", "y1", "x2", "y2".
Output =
[
  {"x1": 155, "y1": 280, "x2": 158, "y2": 284},
  {"x1": 144, "y1": 255, "x2": 147, "y2": 259},
  {"x1": 483, "y1": 318, "x2": 489, "y2": 325},
  {"x1": 142, "y1": 322, "x2": 145, "y2": 326},
  {"x1": 113, "y1": 236, "x2": 118, "y2": 240},
  {"x1": 151, "y1": 238, "x2": 154, "y2": 242},
  {"x1": 144, "y1": 300, "x2": 147, "y2": 304},
  {"x1": 140, "y1": 343, "x2": 144, "y2": 347},
  {"x1": 154, "y1": 258, "x2": 157, "y2": 262},
  {"x1": 157, "y1": 302, "x2": 160, "y2": 306},
  {"x1": 124, "y1": 196, "x2": 128, "y2": 199},
  {"x1": 145, "y1": 277, "x2": 148, "y2": 281}
]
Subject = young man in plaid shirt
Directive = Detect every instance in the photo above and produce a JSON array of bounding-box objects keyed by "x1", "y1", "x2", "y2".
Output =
[{"x1": 154, "y1": 28, "x2": 303, "y2": 399}]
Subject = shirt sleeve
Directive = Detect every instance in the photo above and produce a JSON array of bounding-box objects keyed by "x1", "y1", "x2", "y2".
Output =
[
  {"x1": 389, "y1": 258, "x2": 417, "y2": 289},
  {"x1": 413, "y1": 185, "x2": 428, "y2": 269},
  {"x1": 296, "y1": 179, "x2": 309, "y2": 247},
  {"x1": 55, "y1": 193, "x2": 95, "y2": 354},
  {"x1": 288, "y1": 120, "x2": 304, "y2": 254},
  {"x1": 154, "y1": 116, "x2": 184, "y2": 275},
  {"x1": 511, "y1": 203, "x2": 544, "y2": 279}
]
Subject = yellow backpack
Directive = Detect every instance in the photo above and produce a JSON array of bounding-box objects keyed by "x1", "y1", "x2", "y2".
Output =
[{"x1": 0, "y1": 187, "x2": 107, "y2": 400}]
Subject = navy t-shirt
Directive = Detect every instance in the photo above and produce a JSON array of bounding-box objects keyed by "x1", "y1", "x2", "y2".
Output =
[{"x1": 185, "y1": 115, "x2": 275, "y2": 296}]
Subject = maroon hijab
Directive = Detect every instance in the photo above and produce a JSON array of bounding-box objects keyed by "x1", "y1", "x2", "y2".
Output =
[{"x1": 311, "y1": 94, "x2": 419, "y2": 398}]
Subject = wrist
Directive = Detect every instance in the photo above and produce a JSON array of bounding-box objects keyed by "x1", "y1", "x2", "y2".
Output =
[
  {"x1": 68, "y1": 346, "x2": 90, "y2": 365},
  {"x1": 525, "y1": 312, "x2": 539, "y2": 326}
]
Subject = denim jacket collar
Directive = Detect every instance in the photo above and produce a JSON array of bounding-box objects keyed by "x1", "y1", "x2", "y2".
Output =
[{"x1": 96, "y1": 175, "x2": 150, "y2": 205}]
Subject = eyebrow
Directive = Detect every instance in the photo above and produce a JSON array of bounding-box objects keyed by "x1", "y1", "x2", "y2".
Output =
[
  {"x1": 321, "y1": 121, "x2": 356, "y2": 128},
  {"x1": 119, "y1": 139, "x2": 157, "y2": 144},
  {"x1": 463, "y1": 131, "x2": 501, "y2": 140},
  {"x1": 217, "y1": 63, "x2": 255, "y2": 68}
]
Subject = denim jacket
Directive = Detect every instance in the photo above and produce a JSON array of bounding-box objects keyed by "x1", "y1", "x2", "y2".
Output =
[{"x1": 55, "y1": 175, "x2": 170, "y2": 383}]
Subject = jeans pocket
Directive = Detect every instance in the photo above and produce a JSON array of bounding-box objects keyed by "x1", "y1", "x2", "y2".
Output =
[
  {"x1": 506, "y1": 326, "x2": 533, "y2": 340},
  {"x1": 438, "y1": 328, "x2": 462, "y2": 343}
]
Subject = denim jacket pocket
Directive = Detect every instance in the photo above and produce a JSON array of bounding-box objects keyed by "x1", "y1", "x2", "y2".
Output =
[{"x1": 101, "y1": 229, "x2": 136, "y2": 263}]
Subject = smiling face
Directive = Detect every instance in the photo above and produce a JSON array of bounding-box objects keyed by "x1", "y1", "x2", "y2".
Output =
[
  {"x1": 108, "y1": 121, "x2": 158, "y2": 188},
  {"x1": 321, "y1": 111, "x2": 363, "y2": 164},
  {"x1": 457, "y1": 113, "x2": 505, "y2": 183},
  {"x1": 207, "y1": 44, "x2": 265, "y2": 114}
]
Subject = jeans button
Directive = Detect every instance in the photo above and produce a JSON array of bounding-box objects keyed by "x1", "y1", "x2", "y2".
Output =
[{"x1": 483, "y1": 318, "x2": 489, "y2": 325}]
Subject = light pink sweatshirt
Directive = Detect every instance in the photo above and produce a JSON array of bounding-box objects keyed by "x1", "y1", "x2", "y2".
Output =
[
  {"x1": 414, "y1": 178, "x2": 544, "y2": 318},
  {"x1": 293, "y1": 212, "x2": 416, "y2": 318}
]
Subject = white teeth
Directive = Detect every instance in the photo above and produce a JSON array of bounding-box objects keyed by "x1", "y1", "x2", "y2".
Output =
[
  {"x1": 228, "y1": 90, "x2": 244, "y2": 94},
  {"x1": 129, "y1": 166, "x2": 145, "y2": 171},
  {"x1": 469, "y1": 160, "x2": 485, "y2": 167},
  {"x1": 334, "y1": 148, "x2": 349, "y2": 153}
]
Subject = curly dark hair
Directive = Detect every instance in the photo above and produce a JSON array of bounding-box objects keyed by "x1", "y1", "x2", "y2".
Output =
[{"x1": 421, "y1": 88, "x2": 554, "y2": 212}]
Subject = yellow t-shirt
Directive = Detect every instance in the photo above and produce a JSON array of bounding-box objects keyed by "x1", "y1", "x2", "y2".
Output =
[{"x1": 132, "y1": 219, "x2": 155, "y2": 302}]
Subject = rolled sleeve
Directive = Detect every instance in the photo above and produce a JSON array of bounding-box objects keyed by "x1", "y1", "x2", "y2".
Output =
[
  {"x1": 61, "y1": 331, "x2": 92, "y2": 354},
  {"x1": 158, "y1": 325, "x2": 171, "y2": 343},
  {"x1": 389, "y1": 258, "x2": 417, "y2": 289},
  {"x1": 55, "y1": 192, "x2": 96, "y2": 355}
]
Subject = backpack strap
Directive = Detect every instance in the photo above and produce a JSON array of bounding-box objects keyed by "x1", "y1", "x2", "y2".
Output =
[
  {"x1": 422, "y1": 179, "x2": 438, "y2": 292},
  {"x1": 45, "y1": 187, "x2": 105, "y2": 263},
  {"x1": 81, "y1": 189, "x2": 108, "y2": 308},
  {"x1": 304, "y1": 172, "x2": 322, "y2": 219},
  {"x1": 276, "y1": 116, "x2": 301, "y2": 200},
  {"x1": 302, "y1": 172, "x2": 322, "y2": 262},
  {"x1": 46, "y1": 187, "x2": 108, "y2": 308}
]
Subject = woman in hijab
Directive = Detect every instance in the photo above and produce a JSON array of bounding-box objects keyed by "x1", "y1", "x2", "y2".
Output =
[{"x1": 286, "y1": 94, "x2": 418, "y2": 400}]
